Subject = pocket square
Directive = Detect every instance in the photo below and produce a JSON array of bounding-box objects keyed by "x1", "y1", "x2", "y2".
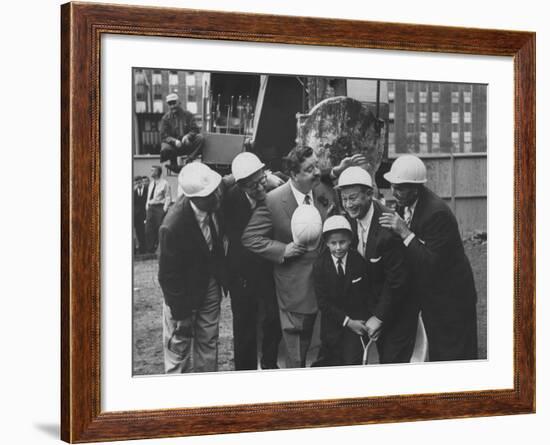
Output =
[
  {"x1": 352, "y1": 277, "x2": 362, "y2": 283},
  {"x1": 369, "y1": 256, "x2": 382, "y2": 263}
]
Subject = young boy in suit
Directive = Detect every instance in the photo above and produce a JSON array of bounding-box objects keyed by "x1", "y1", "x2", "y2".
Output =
[{"x1": 313, "y1": 215, "x2": 370, "y2": 366}]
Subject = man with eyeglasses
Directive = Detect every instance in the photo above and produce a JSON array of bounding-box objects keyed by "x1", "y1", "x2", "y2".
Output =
[
  {"x1": 159, "y1": 93, "x2": 204, "y2": 174},
  {"x1": 223, "y1": 152, "x2": 284, "y2": 370}
]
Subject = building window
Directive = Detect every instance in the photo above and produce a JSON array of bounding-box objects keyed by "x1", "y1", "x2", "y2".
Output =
[
  {"x1": 464, "y1": 112, "x2": 472, "y2": 123},
  {"x1": 388, "y1": 90, "x2": 395, "y2": 101},
  {"x1": 432, "y1": 123, "x2": 440, "y2": 133},
  {"x1": 169, "y1": 71, "x2": 178, "y2": 93},
  {"x1": 451, "y1": 91, "x2": 460, "y2": 103},
  {"x1": 452, "y1": 123, "x2": 459, "y2": 132},
  {"x1": 431, "y1": 83, "x2": 440, "y2": 92},
  {"x1": 452, "y1": 112, "x2": 459, "y2": 124},
  {"x1": 407, "y1": 102, "x2": 415, "y2": 112},
  {"x1": 432, "y1": 111, "x2": 440, "y2": 123},
  {"x1": 420, "y1": 103, "x2": 427, "y2": 112},
  {"x1": 464, "y1": 122, "x2": 472, "y2": 132},
  {"x1": 389, "y1": 132, "x2": 395, "y2": 144},
  {"x1": 419, "y1": 82, "x2": 427, "y2": 91},
  {"x1": 464, "y1": 102, "x2": 472, "y2": 112},
  {"x1": 406, "y1": 91, "x2": 415, "y2": 103},
  {"x1": 419, "y1": 91, "x2": 427, "y2": 102},
  {"x1": 464, "y1": 142, "x2": 473, "y2": 152},
  {"x1": 407, "y1": 112, "x2": 415, "y2": 123},
  {"x1": 432, "y1": 132, "x2": 440, "y2": 144},
  {"x1": 464, "y1": 131, "x2": 472, "y2": 143},
  {"x1": 463, "y1": 91, "x2": 472, "y2": 103},
  {"x1": 419, "y1": 112, "x2": 427, "y2": 123},
  {"x1": 407, "y1": 123, "x2": 415, "y2": 133},
  {"x1": 420, "y1": 132, "x2": 428, "y2": 144},
  {"x1": 431, "y1": 91, "x2": 440, "y2": 102},
  {"x1": 407, "y1": 82, "x2": 415, "y2": 92},
  {"x1": 452, "y1": 131, "x2": 460, "y2": 146},
  {"x1": 452, "y1": 102, "x2": 459, "y2": 112},
  {"x1": 185, "y1": 73, "x2": 196, "y2": 87},
  {"x1": 187, "y1": 103, "x2": 198, "y2": 114}
]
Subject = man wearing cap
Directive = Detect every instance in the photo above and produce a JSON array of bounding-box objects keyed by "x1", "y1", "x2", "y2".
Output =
[
  {"x1": 158, "y1": 162, "x2": 226, "y2": 373},
  {"x1": 145, "y1": 165, "x2": 172, "y2": 253},
  {"x1": 159, "y1": 93, "x2": 204, "y2": 174},
  {"x1": 242, "y1": 145, "x2": 335, "y2": 368},
  {"x1": 222, "y1": 152, "x2": 283, "y2": 370},
  {"x1": 133, "y1": 175, "x2": 149, "y2": 254},
  {"x1": 337, "y1": 166, "x2": 416, "y2": 364},
  {"x1": 379, "y1": 155, "x2": 478, "y2": 362}
]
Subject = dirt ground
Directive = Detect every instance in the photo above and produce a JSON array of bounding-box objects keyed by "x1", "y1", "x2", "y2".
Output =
[{"x1": 132, "y1": 240, "x2": 487, "y2": 375}]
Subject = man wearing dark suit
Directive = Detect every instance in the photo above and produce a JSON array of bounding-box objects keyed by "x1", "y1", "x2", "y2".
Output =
[
  {"x1": 158, "y1": 163, "x2": 226, "y2": 373},
  {"x1": 337, "y1": 166, "x2": 417, "y2": 364},
  {"x1": 379, "y1": 155, "x2": 478, "y2": 362},
  {"x1": 133, "y1": 176, "x2": 148, "y2": 254},
  {"x1": 242, "y1": 146, "x2": 335, "y2": 368},
  {"x1": 223, "y1": 152, "x2": 282, "y2": 370}
]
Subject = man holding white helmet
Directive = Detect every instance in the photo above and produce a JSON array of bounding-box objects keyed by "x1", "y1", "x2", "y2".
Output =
[
  {"x1": 379, "y1": 154, "x2": 478, "y2": 361},
  {"x1": 242, "y1": 145, "x2": 336, "y2": 368},
  {"x1": 158, "y1": 162, "x2": 226, "y2": 373},
  {"x1": 222, "y1": 152, "x2": 282, "y2": 370},
  {"x1": 337, "y1": 166, "x2": 417, "y2": 364}
]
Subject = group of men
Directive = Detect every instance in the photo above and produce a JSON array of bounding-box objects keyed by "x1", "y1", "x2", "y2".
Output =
[
  {"x1": 156, "y1": 142, "x2": 479, "y2": 374},
  {"x1": 133, "y1": 166, "x2": 172, "y2": 254}
]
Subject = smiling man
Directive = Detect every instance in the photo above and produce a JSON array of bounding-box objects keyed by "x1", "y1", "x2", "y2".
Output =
[
  {"x1": 337, "y1": 166, "x2": 417, "y2": 364},
  {"x1": 241, "y1": 145, "x2": 335, "y2": 368}
]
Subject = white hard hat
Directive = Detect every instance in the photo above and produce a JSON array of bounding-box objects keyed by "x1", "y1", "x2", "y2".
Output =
[
  {"x1": 178, "y1": 162, "x2": 221, "y2": 198},
  {"x1": 383, "y1": 155, "x2": 427, "y2": 184},
  {"x1": 231, "y1": 152, "x2": 265, "y2": 182},
  {"x1": 322, "y1": 215, "x2": 352, "y2": 234},
  {"x1": 166, "y1": 93, "x2": 179, "y2": 103},
  {"x1": 336, "y1": 166, "x2": 373, "y2": 189},
  {"x1": 291, "y1": 205, "x2": 323, "y2": 251}
]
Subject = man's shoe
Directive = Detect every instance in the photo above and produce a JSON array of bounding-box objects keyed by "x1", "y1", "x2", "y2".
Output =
[
  {"x1": 260, "y1": 361, "x2": 279, "y2": 370},
  {"x1": 165, "y1": 162, "x2": 182, "y2": 174}
]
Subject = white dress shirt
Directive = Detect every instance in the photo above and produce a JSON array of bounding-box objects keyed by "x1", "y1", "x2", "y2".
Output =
[
  {"x1": 190, "y1": 201, "x2": 219, "y2": 251},
  {"x1": 289, "y1": 181, "x2": 314, "y2": 206},
  {"x1": 331, "y1": 252, "x2": 348, "y2": 275},
  {"x1": 403, "y1": 199, "x2": 419, "y2": 247}
]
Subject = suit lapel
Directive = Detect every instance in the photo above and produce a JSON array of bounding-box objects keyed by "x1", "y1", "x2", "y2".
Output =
[
  {"x1": 281, "y1": 182, "x2": 298, "y2": 220},
  {"x1": 364, "y1": 202, "x2": 380, "y2": 259},
  {"x1": 182, "y1": 199, "x2": 210, "y2": 256}
]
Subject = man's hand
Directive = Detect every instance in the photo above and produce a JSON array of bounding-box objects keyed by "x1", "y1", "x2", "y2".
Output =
[
  {"x1": 332, "y1": 154, "x2": 369, "y2": 178},
  {"x1": 283, "y1": 242, "x2": 307, "y2": 259},
  {"x1": 184, "y1": 132, "x2": 197, "y2": 142},
  {"x1": 174, "y1": 318, "x2": 193, "y2": 338},
  {"x1": 365, "y1": 316, "x2": 383, "y2": 340},
  {"x1": 379, "y1": 212, "x2": 412, "y2": 240},
  {"x1": 346, "y1": 319, "x2": 369, "y2": 336},
  {"x1": 175, "y1": 139, "x2": 183, "y2": 148}
]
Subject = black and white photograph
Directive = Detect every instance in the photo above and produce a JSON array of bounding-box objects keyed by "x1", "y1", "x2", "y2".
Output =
[{"x1": 132, "y1": 69, "x2": 487, "y2": 376}]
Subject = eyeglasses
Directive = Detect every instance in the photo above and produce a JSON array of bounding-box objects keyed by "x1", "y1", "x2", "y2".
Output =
[
  {"x1": 243, "y1": 173, "x2": 267, "y2": 190},
  {"x1": 167, "y1": 101, "x2": 177, "y2": 106}
]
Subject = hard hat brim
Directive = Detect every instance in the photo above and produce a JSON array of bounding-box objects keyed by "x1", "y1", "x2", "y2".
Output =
[
  {"x1": 234, "y1": 163, "x2": 265, "y2": 182},
  {"x1": 383, "y1": 171, "x2": 427, "y2": 184},
  {"x1": 335, "y1": 182, "x2": 373, "y2": 189}
]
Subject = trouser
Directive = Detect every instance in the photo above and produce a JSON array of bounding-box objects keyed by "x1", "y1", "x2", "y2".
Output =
[
  {"x1": 133, "y1": 213, "x2": 146, "y2": 254},
  {"x1": 145, "y1": 205, "x2": 165, "y2": 253},
  {"x1": 279, "y1": 310, "x2": 317, "y2": 368},
  {"x1": 376, "y1": 310, "x2": 419, "y2": 364},
  {"x1": 163, "y1": 278, "x2": 222, "y2": 373},
  {"x1": 160, "y1": 133, "x2": 205, "y2": 165},
  {"x1": 229, "y1": 282, "x2": 281, "y2": 370}
]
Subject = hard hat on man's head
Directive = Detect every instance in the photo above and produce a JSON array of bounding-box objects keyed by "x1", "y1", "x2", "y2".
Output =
[
  {"x1": 178, "y1": 162, "x2": 221, "y2": 198},
  {"x1": 336, "y1": 166, "x2": 373, "y2": 189},
  {"x1": 384, "y1": 155, "x2": 427, "y2": 184},
  {"x1": 231, "y1": 152, "x2": 265, "y2": 182},
  {"x1": 166, "y1": 93, "x2": 179, "y2": 103},
  {"x1": 322, "y1": 215, "x2": 352, "y2": 235}
]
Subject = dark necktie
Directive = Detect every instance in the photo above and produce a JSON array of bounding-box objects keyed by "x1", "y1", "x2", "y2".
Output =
[
  {"x1": 337, "y1": 258, "x2": 345, "y2": 278},
  {"x1": 149, "y1": 182, "x2": 156, "y2": 200},
  {"x1": 207, "y1": 212, "x2": 221, "y2": 253},
  {"x1": 303, "y1": 195, "x2": 312, "y2": 205}
]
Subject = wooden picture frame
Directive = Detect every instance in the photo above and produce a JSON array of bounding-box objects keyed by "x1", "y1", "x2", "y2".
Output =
[{"x1": 61, "y1": 2, "x2": 535, "y2": 442}]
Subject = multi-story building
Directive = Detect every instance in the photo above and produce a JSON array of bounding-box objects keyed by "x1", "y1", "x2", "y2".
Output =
[
  {"x1": 387, "y1": 80, "x2": 487, "y2": 154},
  {"x1": 132, "y1": 69, "x2": 204, "y2": 155}
]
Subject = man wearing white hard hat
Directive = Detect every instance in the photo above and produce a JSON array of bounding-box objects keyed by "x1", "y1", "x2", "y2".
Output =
[
  {"x1": 158, "y1": 162, "x2": 226, "y2": 373},
  {"x1": 337, "y1": 166, "x2": 418, "y2": 364},
  {"x1": 313, "y1": 215, "x2": 370, "y2": 366},
  {"x1": 222, "y1": 152, "x2": 282, "y2": 370},
  {"x1": 159, "y1": 92, "x2": 204, "y2": 174},
  {"x1": 379, "y1": 154, "x2": 478, "y2": 361},
  {"x1": 242, "y1": 145, "x2": 335, "y2": 368}
]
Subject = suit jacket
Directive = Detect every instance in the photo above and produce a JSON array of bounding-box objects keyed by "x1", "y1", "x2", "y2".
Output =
[
  {"x1": 133, "y1": 184, "x2": 148, "y2": 220},
  {"x1": 401, "y1": 186, "x2": 477, "y2": 360},
  {"x1": 241, "y1": 181, "x2": 335, "y2": 314},
  {"x1": 222, "y1": 183, "x2": 273, "y2": 291},
  {"x1": 313, "y1": 249, "x2": 369, "y2": 347},
  {"x1": 347, "y1": 200, "x2": 410, "y2": 324},
  {"x1": 157, "y1": 196, "x2": 226, "y2": 320}
]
